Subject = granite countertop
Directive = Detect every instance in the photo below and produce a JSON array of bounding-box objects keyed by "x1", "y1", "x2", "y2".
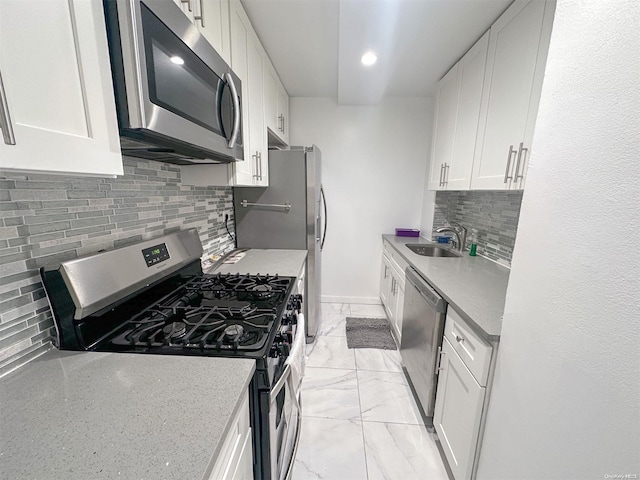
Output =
[
  {"x1": 383, "y1": 234, "x2": 510, "y2": 341},
  {"x1": 0, "y1": 350, "x2": 255, "y2": 480},
  {"x1": 208, "y1": 248, "x2": 307, "y2": 277}
]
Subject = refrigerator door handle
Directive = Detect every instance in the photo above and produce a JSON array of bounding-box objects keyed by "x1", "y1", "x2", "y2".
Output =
[{"x1": 320, "y1": 185, "x2": 327, "y2": 251}]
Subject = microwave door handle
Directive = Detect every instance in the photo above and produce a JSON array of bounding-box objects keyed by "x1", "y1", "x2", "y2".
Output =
[{"x1": 224, "y1": 73, "x2": 240, "y2": 148}]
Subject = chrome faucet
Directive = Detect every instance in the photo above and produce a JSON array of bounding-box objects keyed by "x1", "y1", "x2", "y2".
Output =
[{"x1": 435, "y1": 222, "x2": 468, "y2": 252}]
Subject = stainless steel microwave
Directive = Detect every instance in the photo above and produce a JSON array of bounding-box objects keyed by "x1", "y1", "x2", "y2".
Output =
[{"x1": 103, "y1": 0, "x2": 243, "y2": 164}]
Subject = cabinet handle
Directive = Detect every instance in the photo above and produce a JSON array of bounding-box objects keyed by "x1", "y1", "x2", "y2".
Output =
[
  {"x1": 193, "y1": 0, "x2": 204, "y2": 25},
  {"x1": 258, "y1": 151, "x2": 263, "y2": 181},
  {"x1": 383, "y1": 265, "x2": 388, "y2": 279},
  {"x1": 252, "y1": 152, "x2": 259, "y2": 179},
  {"x1": 278, "y1": 114, "x2": 284, "y2": 133},
  {"x1": 455, "y1": 334, "x2": 465, "y2": 343},
  {"x1": 436, "y1": 346, "x2": 446, "y2": 372},
  {"x1": 503, "y1": 145, "x2": 517, "y2": 184},
  {"x1": 438, "y1": 164, "x2": 444, "y2": 187},
  {"x1": 0, "y1": 71, "x2": 16, "y2": 146},
  {"x1": 443, "y1": 162, "x2": 449, "y2": 186},
  {"x1": 180, "y1": 0, "x2": 192, "y2": 11},
  {"x1": 514, "y1": 142, "x2": 529, "y2": 183},
  {"x1": 282, "y1": 115, "x2": 285, "y2": 134}
]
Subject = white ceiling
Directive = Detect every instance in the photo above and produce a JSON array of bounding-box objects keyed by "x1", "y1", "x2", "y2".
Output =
[{"x1": 241, "y1": 0, "x2": 513, "y2": 105}]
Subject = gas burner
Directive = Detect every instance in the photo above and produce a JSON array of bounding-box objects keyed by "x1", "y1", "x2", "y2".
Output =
[
  {"x1": 162, "y1": 322, "x2": 187, "y2": 340},
  {"x1": 224, "y1": 324, "x2": 244, "y2": 338},
  {"x1": 250, "y1": 284, "x2": 275, "y2": 299}
]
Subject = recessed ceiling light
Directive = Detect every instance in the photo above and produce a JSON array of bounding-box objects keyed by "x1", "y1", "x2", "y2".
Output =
[
  {"x1": 170, "y1": 56, "x2": 185, "y2": 65},
  {"x1": 361, "y1": 51, "x2": 378, "y2": 66}
]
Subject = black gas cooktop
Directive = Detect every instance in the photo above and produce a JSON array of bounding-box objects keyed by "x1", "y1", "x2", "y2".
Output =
[{"x1": 100, "y1": 273, "x2": 296, "y2": 357}]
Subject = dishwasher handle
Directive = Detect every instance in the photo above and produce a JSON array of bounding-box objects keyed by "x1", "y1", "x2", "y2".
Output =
[{"x1": 406, "y1": 268, "x2": 446, "y2": 313}]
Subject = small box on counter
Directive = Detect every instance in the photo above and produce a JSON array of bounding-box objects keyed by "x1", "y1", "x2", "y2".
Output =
[{"x1": 395, "y1": 228, "x2": 420, "y2": 238}]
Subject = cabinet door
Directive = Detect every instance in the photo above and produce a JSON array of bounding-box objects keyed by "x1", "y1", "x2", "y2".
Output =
[
  {"x1": 434, "y1": 338, "x2": 485, "y2": 480},
  {"x1": 471, "y1": 0, "x2": 548, "y2": 190},
  {"x1": 228, "y1": 0, "x2": 255, "y2": 185},
  {"x1": 247, "y1": 36, "x2": 268, "y2": 186},
  {"x1": 427, "y1": 64, "x2": 459, "y2": 191},
  {"x1": 0, "y1": 0, "x2": 122, "y2": 176},
  {"x1": 393, "y1": 277, "x2": 405, "y2": 343},
  {"x1": 264, "y1": 65, "x2": 279, "y2": 136},
  {"x1": 230, "y1": 429, "x2": 253, "y2": 480},
  {"x1": 277, "y1": 85, "x2": 289, "y2": 145},
  {"x1": 196, "y1": 0, "x2": 231, "y2": 65},
  {"x1": 446, "y1": 31, "x2": 489, "y2": 190},
  {"x1": 380, "y1": 255, "x2": 393, "y2": 311}
]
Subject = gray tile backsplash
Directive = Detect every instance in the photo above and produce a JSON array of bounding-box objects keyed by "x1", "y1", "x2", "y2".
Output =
[
  {"x1": 434, "y1": 190, "x2": 523, "y2": 266},
  {"x1": 0, "y1": 158, "x2": 234, "y2": 377}
]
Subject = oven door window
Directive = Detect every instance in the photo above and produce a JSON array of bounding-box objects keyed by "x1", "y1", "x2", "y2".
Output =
[{"x1": 140, "y1": 3, "x2": 233, "y2": 140}]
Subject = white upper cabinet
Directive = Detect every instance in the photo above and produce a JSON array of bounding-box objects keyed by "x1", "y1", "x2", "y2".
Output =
[
  {"x1": 428, "y1": 64, "x2": 459, "y2": 190},
  {"x1": 195, "y1": 0, "x2": 232, "y2": 65},
  {"x1": 428, "y1": 31, "x2": 489, "y2": 191},
  {"x1": 471, "y1": 0, "x2": 555, "y2": 190},
  {"x1": 0, "y1": 0, "x2": 122, "y2": 176},
  {"x1": 448, "y1": 32, "x2": 489, "y2": 190},
  {"x1": 264, "y1": 63, "x2": 290, "y2": 146},
  {"x1": 173, "y1": 0, "x2": 231, "y2": 65}
]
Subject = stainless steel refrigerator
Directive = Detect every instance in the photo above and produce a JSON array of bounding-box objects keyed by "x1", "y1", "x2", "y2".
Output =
[{"x1": 233, "y1": 146, "x2": 326, "y2": 342}]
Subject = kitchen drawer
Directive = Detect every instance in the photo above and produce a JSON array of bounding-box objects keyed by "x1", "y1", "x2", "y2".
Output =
[
  {"x1": 383, "y1": 240, "x2": 409, "y2": 282},
  {"x1": 444, "y1": 308, "x2": 492, "y2": 386}
]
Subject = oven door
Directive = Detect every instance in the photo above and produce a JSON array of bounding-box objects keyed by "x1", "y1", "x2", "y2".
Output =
[
  {"x1": 269, "y1": 313, "x2": 305, "y2": 480},
  {"x1": 113, "y1": 0, "x2": 243, "y2": 159}
]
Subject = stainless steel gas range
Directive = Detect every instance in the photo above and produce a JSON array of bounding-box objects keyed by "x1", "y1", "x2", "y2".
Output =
[{"x1": 40, "y1": 229, "x2": 304, "y2": 480}]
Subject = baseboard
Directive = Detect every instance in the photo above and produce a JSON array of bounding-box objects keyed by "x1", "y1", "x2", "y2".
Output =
[{"x1": 321, "y1": 295, "x2": 381, "y2": 305}]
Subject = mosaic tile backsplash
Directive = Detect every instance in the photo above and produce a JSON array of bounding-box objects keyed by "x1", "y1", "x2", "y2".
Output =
[
  {"x1": 0, "y1": 158, "x2": 235, "y2": 377},
  {"x1": 434, "y1": 190, "x2": 523, "y2": 266}
]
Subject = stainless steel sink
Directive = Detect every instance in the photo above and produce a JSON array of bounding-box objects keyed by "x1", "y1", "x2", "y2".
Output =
[{"x1": 406, "y1": 244, "x2": 462, "y2": 258}]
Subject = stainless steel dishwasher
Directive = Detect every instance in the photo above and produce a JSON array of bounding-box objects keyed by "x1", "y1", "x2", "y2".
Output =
[{"x1": 400, "y1": 267, "x2": 447, "y2": 420}]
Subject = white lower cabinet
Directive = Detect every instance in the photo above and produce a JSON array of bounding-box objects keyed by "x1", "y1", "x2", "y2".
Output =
[
  {"x1": 434, "y1": 308, "x2": 495, "y2": 480},
  {"x1": 208, "y1": 392, "x2": 252, "y2": 480},
  {"x1": 434, "y1": 337, "x2": 485, "y2": 480},
  {"x1": 380, "y1": 245, "x2": 406, "y2": 343}
]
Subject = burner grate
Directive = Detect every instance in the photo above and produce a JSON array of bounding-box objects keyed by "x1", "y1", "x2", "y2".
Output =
[{"x1": 105, "y1": 273, "x2": 293, "y2": 355}]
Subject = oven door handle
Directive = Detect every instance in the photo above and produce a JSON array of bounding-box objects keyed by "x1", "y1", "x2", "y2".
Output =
[
  {"x1": 282, "y1": 394, "x2": 302, "y2": 480},
  {"x1": 270, "y1": 364, "x2": 291, "y2": 404}
]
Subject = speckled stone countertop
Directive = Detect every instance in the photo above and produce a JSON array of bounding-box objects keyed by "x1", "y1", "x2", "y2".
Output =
[
  {"x1": 383, "y1": 234, "x2": 510, "y2": 341},
  {"x1": 0, "y1": 350, "x2": 255, "y2": 480},
  {"x1": 208, "y1": 249, "x2": 307, "y2": 277}
]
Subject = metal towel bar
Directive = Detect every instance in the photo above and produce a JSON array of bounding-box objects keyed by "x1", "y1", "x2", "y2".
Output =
[{"x1": 240, "y1": 199, "x2": 291, "y2": 211}]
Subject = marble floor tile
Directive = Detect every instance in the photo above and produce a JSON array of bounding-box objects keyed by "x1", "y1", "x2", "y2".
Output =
[
  {"x1": 350, "y1": 303, "x2": 387, "y2": 318},
  {"x1": 355, "y1": 348, "x2": 403, "y2": 373},
  {"x1": 301, "y1": 368, "x2": 361, "y2": 420},
  {"x1": 317, "y1": 303, "x2": 350, "y2": 337},
  {"x1": 292, "y1": 417, "x2": 368, "y2": 480},
  {"x1": 362, "y1": 421, "x2": 449, "y2": 480},
  {"x1": 357, "y1": 370, "x2": 424, "y2": 425},
  {"x1": 322, "y1": 303, "x2": 351, "y2": 316},
  {"x1": 306, "y1": 336, "x2": 356, "y2": 369}
]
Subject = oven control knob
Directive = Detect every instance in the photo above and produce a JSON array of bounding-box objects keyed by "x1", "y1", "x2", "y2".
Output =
[
  {"x1": 269, "y1": 345, "x2": 280, "y2": 358},
  {"x1": 287, "y1": 294, "x2": 303, "y2": 311},
  {"x1": 282, "y1": 313, "x2": 297, "y2": 326},
  {"x1": 278, "y1": 342, "x2": 290, "y2": 357}
]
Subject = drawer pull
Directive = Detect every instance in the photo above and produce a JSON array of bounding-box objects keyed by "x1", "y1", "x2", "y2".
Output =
[{"x1": 455, "y1": 335, "x2": 465, "y2": 343}]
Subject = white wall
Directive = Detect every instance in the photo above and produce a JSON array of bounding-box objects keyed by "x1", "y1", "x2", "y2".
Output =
[
  {"x1": 477, "y1": 1, "x2": 640, "y2": 478},
  {"x1": 290, "y1": 97, "x2": 433, "y2": 303}
]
